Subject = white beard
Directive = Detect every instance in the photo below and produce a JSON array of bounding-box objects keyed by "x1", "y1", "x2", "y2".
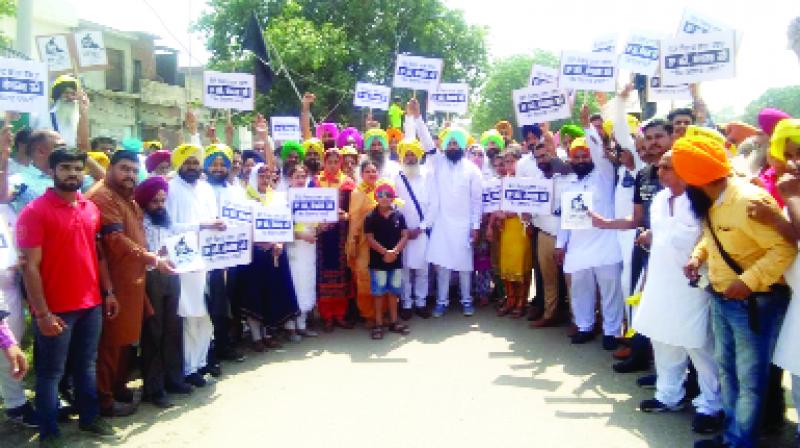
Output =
[
  {"x1": 53, "y1": 99, "x2": 79, "y2": 147},
  {"x1": 402, "y1": 163, "x2": 420, "y2": 178}
]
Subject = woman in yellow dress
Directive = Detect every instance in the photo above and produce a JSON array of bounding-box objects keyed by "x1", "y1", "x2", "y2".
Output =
[{"x1": 488, "y1": 146, "x2": 533, "y2": 317}]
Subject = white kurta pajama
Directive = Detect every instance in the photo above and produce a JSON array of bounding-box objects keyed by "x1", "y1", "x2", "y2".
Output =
[
  {"x1": 394, "y1": 167, "x2": 431, "y2": 309},
  {"x1": 166, "y1": 176, "x2": 218, "y2": 376},
  {"x1": 773, "y1": 240, "x2": 800, "y2": 427},
  {"x1": 286, "y1": 223, "x2": 317, "y2": 331},
  {"x1": 556, "y1": 126, "x2": 624, "y2": 336},
  {"x1": 633, "y1": 190, "x2": 722, "y2": 415},
  {"x1": 424, "y1": 154, "x2": 483, "y2": 306}
]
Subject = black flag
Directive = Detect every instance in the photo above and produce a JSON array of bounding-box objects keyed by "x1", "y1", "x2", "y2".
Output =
[{"x1": 242, "y1": 12, "x2": 273, "y2": 93}]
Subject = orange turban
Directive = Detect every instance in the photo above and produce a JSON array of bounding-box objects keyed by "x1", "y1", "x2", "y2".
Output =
[
  {"x1": 386, "y1": 128, "x2": 404, "y2": 144},
  {"x1": 568, "y1": 137, "x2": 590, "y2": 157},
  {"x1": 725, "y1": 122, "x2": 759, "y2": 145},
  {"x1": 672, "y1": 135, "x2": 731, "y2": 186},
  {"x1": 495, "y1": 120, "x2": 513, "y2": 136}
]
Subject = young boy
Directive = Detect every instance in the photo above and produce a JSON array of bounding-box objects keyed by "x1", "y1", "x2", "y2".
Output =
[{"x1": 364, "y1": 182, "x2": 411, "y2": 339}]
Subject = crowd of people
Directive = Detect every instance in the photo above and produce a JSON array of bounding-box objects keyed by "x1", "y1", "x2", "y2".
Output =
[{"x1": 0, "y1": 74, "x2": 799, "y2": 448}]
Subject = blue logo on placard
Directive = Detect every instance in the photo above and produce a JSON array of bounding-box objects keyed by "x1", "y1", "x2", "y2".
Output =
[
  {"x1": 0, "y1": 77, "x2": 44, "y2": 95},
  {"x1": 624, "y1": 43, "x2": 659, "y2": 61},
  {"x1": 293, "y1": 199, "x2": 336, "y2": 213},
  {"x1": 206, "y1": 84, "x2": 252, "y2": 98},
  {"x1": 504, "y1": 189, "x2": 550, "y2": 203},
  {"x1": 357, "y1": 90, "x2": 388, "y2": 103},
  {"x1": 396, "y1": 66, "x2": 439, "y2": 81},
  {"x1": 255, "y1": 218, "x2": 292, "y2": 230},
  {"x1": 221, "y1": 206, "x2": 252, "y2": 222},
  {"x1": 431, "y1": 93, "x2": 466, "y2": 103},
  {"x1": 563, "y1": 64, "x2": 614, "y2": 78},
  {"x1": 517, "y1": 94, "x2": 566, "y2": 114},
  {"x1": 664, "y1": 49, "x2": 730, "y2": 70}
]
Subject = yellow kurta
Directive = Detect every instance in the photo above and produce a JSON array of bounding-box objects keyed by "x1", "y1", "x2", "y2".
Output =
[
  {"x1": 499, "y1": 215, "x2": 532, "y2": 282},
  {"x1": 347, "y1": 185, "x2": 379, "y2": 320}
]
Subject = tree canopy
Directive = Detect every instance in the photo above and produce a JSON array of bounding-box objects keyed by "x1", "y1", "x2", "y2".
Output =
[
  {"x1": 741, "y1": 85, "x2": 800, "y2": 125},
  {"x1": 194, "y1": 0, "x2": 488, "y2": 126}
]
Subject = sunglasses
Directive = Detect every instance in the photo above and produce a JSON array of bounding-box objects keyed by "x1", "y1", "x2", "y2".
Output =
[{"x1": 375, "y1": 190, "x2": 395, "y2": 199}]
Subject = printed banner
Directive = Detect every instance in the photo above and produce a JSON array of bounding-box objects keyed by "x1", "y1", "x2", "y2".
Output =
[
  {"x1": 0, "y1": 58, "x2": 48, "y2": 114},
  {"x1": 501, "y1": 177, "x2": 553, "y2": 215},
  {"x1": 513, "y1": 85, "x2": 571, "y2": 126},
  {"x1": 392, "y1": 54, "x2": 443, "y2": 91},
  {"x1": 559, "y1": 51, "x2": 617, "y2": 92},
  {"x1": 74, "y1": 30, "x2": 107, "y2": 68},
  {"x1": 660, "y1": 30, "x2": 736, "y2": 84},
  {"x1": 270, "y1": 116, "x2": 301, "y2": 142},
  {"x1": 647, "y1": 76, "x2": 691, "y2": 101},
  {"x1": 677, "y1": 9, "x2": 731, "y2": 36},
  {"x1": 482, "y1": 178, "x2": 502, "y2": 213},
  {"x1": 560, "y1": 191, "x2": 593, "y2": 230},
  {"x1": 199, "y1": 223, "x2": 252, "y2": 270},
  {"x1": 165, "y1": 231, "x2": 205, "y2": 273},
  {"x1": 353, "y1": 82, "x2": 392, "y2": 110},
  {"x1": 289, "y1": 187, "x2": 339, "y2": 223},
  {"x1": 203, "y1": 71, "x2": 255, "y2": 111},
  {"x1": 529, "y1": 64, "x2": 559, "y2": 86},
  {"x1": 592, "y1": 35, "x2": 618, "y2": 54},
  {"x1": 618, "y1": 33, "x2": 661, "y2": 76},
  {"x1": 427, "y1": 82, "x2": 469, "y2": 115},
  {"x1": 253, "y1": 197, "x2": 294, "y2": 243},
  {"x1": 36, "y1": 35, "x2": 73, "y2": 72},
  {"x1": 219, "y1": 199, "x2": 254, "y2": 225}
]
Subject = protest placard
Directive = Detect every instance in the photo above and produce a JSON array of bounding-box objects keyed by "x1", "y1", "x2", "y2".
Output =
[
  {"x1": 199, "y1": 223, "x2": 252, "y2": 270},
  {"x1": 647, "y1": 76, "x2": 691, "y2": 101},
  {"x1": 74, "y1": 30, "x2": 107, "y2": 68},
  {"x1": 529, "y1": 64, "x2": 559, "y2": 86},
  {"x1": 392, "y1": 54, "x2": 443, "y2": 91},
  {"x1": 501, "y1": 177, "x2": 553, "y2": 215},
  {"x1": 270, "y1": 116, "x2": 302, "y2": 142},
  {"x1": 203, "y1": 71, "x2": 255, "y2": 111},
  {"x1": 677, "y1": 8, "x2": 731, "y2": 36},
  {"x1": 660, "y1": 30, "x2": 736, "y2": 84},
  {"x1": 482, "y1": 178, "x2": 502, "y2": 213},
  {"x1": 427, "y1": 82, "x2": 469, "y2": 115},
  {"x1": 0, "y1": 58, "x2": 48, "y2": 114},
  {"x1": 559, "y1": 51, "x2": 617, "y2": 92},
  {"x1": 618, "y1": 33, "x2": 661, "y2": 76},
  {"x1": 353, "y1": 82, "x2": 392, "y2": 110},
  {"x1": 289, "y1": 187, "x2": 339, "y2": 223},
  {"x1": 219, "y1": 199, "x2": 254, "y2": 225},
  {"x1": 592, "y1": 35, "x2": 618, "y2": 54},
  {"x1": 36, "y1": 34, "x2": 73, "y2": 72},
  {"x1": 560, "y1": 191, "x2": 593, "y2": 230},
  {"x1": 165, "y1": 231, "x2": 205, "y2": 273},
  {"x1": 513, "y1": 85, "x2": 571, "y2": 126},
  {"x1": 253, "y1": 198, "x2": 294, "y2": 243}
]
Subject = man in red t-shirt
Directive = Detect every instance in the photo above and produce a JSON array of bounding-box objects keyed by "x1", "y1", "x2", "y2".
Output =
[{"x1": 16, "y1": 149, "x2": 120, "y2": 444}]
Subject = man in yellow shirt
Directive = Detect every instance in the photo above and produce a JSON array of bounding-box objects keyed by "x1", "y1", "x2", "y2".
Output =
[{"x1": 675, "y1": 134, "x2": 796, "y2": 448}]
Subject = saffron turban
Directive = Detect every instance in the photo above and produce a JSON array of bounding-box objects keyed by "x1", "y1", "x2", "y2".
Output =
[
  {"x1": 337, "y1": 127, "x2": 363, "y2": 150},
  {"x1": 495, "y1": 120, "x2": 513, "y2": 135},
  {"x1": 397, "y1": 138, "x2": 424, "y2": 161},
  {"x1": 480, "y1": 129, "x2": 506, "y2": 149},
  {"x1": 769, "y1": 118, "x2": 800, "y2": 162},
  {"x1": 364, "y1": 129, "x2": 389, "y2": 151},
  {"x1": 134, "y1": 175, "x2": 169, "y2": 210},
  {"x1": 171, "y1": 143, "x2": 203, "y2": 169},
  {"x1": 386, "y1": 128, "x2": 404, "y2": 144},
  {"x1": 87, "y1": 151, "x2": 110, "y2": 169},
  {"x1": 145, "y1": 150, "x2": 171, "y2": 173},
  {"x1": 568, "y1": 137, "x2": 590, "y2": 157},
  {"x1": 758, "y1": 108, "x2": 791, "y2": 136},
  {"x1": 442, "y1": 127, "x2": 468, "y2": 150},
  {"x1": 303, "y1": 138, "x2": 325, "y2": 157},
  {"x1": 280, "y1": 140, "x2": 305, "y2": 162},
  {"x1": 672, "y1": 135, "x2": 731, "y2": 186},
  {"x1": 204, "y1": 143, "x2": 233, "y2": 171},
  {"x1": 560, "y1": 124, "x2": 585, "y2": 138},
  {"x1": 725, "y1": 122, "x2": 759, "y2": 145}
]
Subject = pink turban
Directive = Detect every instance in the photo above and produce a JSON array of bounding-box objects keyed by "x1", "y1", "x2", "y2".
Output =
[
  {"x1": 758, "y1": 108, "x2": 791, "y2": 136},
  {"x1": 145, "y1": 150, "x2": 171, "y2": 173},
  {"x1": 337, "y1": 127, "x2": 363, "y2": 150},
  {"x1": 316, "y1": 122, "x2": 339, "y2": 141},
  {"x1": 135, "y1": 176, "x2": 169, "y2": 209}
]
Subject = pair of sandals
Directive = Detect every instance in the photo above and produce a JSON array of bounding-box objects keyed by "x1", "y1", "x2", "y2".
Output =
[
  {"x1": 497, "y1": 303, "x2": 525, "y2": 318},
  {"x1": 371, "y1": 322, "x2": 410, "y2": 340}
]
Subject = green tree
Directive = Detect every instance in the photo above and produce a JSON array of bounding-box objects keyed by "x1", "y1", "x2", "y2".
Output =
[
  {"x1": 194, "y1": 0, "x2": 488, "y2": 126},
  {"x1": 0, "y1": 0, "x2": 15, "y2": 47},
  {"x1": 470, "y1": 51, "x2": 601, "y2": 137},
  {"x1": 741, "y1": 85, "x2": 800, "y2": 125}
]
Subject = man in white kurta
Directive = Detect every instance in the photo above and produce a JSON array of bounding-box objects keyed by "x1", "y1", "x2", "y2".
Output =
[
  {"x1": 633, "y1": 157, "x2": 722, "y2": 422},
  {"x1": 393, "y1": 139, "x2": 431, "y2": 319},
  {"x1": 422, "y1": 128, "x2": 483, "y2": 317},
  {"x1": 165, "y1": 144, "x2": 220, "y2": 385},
  {"x1": 555, "y1": 126, "x2": 623, "y2": 349}
]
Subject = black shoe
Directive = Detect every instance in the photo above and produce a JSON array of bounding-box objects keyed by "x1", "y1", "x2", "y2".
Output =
[
  {"x1": 636, "y1": 374, "x2": 657, "y2": 388},
  {"x1": 184, "y1": 373, "x2": 207, "y2": 388},
  {"x1": 143, "y1": 392, "x2": 175, "y2": 409},
  {"x1": 218, "y1": 349, "x2": 246, "y2": 363},
  {"x1": 602, "y1": 335, "x2": 618, "y2": 351},
  {"x1": 399, "y1": 308, "x2": 413, "y2": 321},
  {"x1": 200, "y1": 363, "x2": 222, "y2": 378},
  {"x1": 165, "y1": 382, "x2": 193, "y2": 395},
  {"x1": 613, "y1": 358, "x2": 650, "y2": 373},
  {"x1": 693, "y1": 436, "x2": 728, "y2": 448},
  {"x1": 639, "y1": 398, "x2": 685, "y2": 413},
  {"x1": 692, "y1": 412, "x2": 723, "y2": 434},
  {"x1": 113, "y1": 388, "x2": 134, "y2": 404},
  {"x1": 571, "y1": 331, "x2": 595, "y2": 344},
  {"x1": 5, "y1": 401, "x2": 40, "y2": 428},
  {"x1": 415, "y1": 306, "x2": 431, "y2": 319}
]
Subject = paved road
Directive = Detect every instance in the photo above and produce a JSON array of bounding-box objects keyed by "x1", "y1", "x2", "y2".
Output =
[{"x1": 2, "y1": 306, "x2": 797, "y2": 447}]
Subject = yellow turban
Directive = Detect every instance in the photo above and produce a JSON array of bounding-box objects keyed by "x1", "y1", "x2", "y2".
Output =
[
  {"x1": 602, "y1": 114, "x2": 640, "y2": 137},
  {"x1": 302, "y1": 138, "x2": 325, "y2": 157},
  {"x1": 769, "y1": 118, "x2": 800, "y2": 162},
  {"x1": 87, "y1": 151, "x2": 110, "y2": 170},
  {"x1": 144, "y1": 140, "x2": 163, "y2": 151},
  {"x1": 672, "y1": 135, "x2": 731, "y2": 186},
  {"x1": 397, "y1": 138, "x2": 424, "y2": 161},
  {"x1": 467, "y1": 134, "x2": 476, "y2": 146},
  {"x1": 569, "y1": 137, "x2": 590, "y2": 157},
  {"x1": 684, "y1": 125, "x2": 726, "y2": 147},
  {"x1": 172, "y1": 143, "x2": 204, "y2": 169}
]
